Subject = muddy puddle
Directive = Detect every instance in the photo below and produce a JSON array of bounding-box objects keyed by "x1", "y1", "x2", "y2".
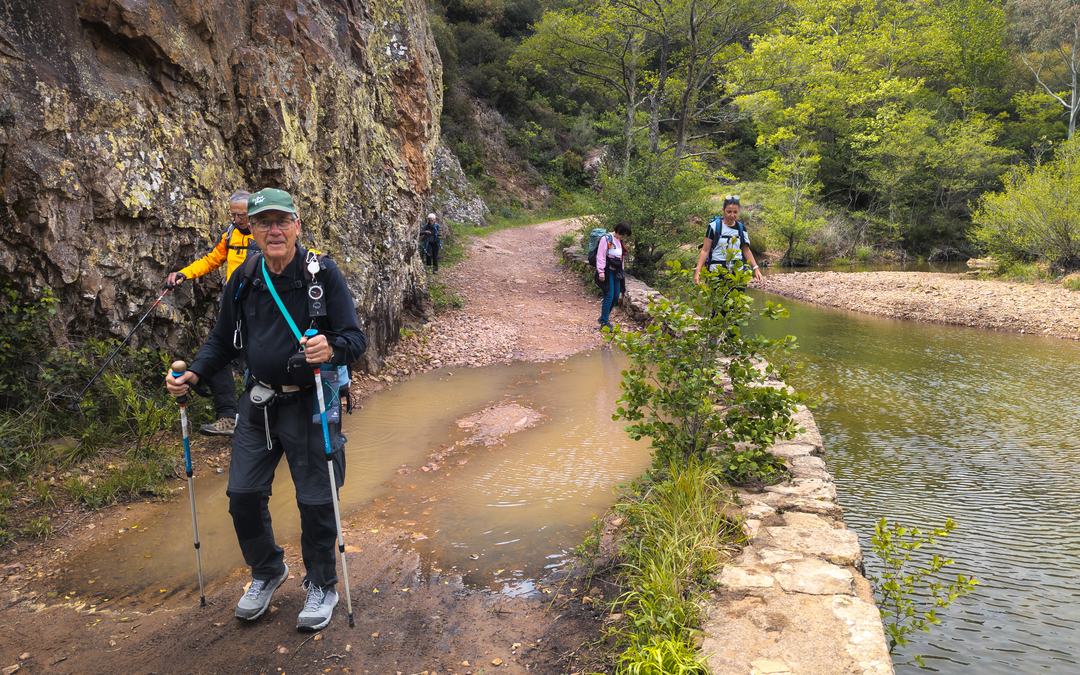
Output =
[{"x1": 53, "y1": 349, "x2": 650, "y2": 606}]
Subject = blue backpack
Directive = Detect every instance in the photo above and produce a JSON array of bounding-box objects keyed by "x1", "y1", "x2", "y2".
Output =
[{"x1": 586, "y1": 228, "x2": 612, "y2": 268}]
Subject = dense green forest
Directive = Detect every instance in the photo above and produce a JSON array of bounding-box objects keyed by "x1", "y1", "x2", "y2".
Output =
[{"x1": 429, "y1": 0, "x2": 1079, "y2": 274}]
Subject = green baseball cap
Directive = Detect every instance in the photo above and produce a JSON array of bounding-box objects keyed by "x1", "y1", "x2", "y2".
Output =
[{"x1": 247, "y1": 188, "x2": 298, "y2": 216}]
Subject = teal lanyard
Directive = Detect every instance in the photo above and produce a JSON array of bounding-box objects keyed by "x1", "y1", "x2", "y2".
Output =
[{"x1": 260, "y1": 258, "x2": 304, "y2": 342}]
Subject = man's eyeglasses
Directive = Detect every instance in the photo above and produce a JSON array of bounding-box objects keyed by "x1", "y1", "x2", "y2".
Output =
[
  {"x1": 230, "y1": 212, "x2": 248, "y2": 221},
  {"x1": 251, "y1": 216, "x2": 296, "y2": 232}
]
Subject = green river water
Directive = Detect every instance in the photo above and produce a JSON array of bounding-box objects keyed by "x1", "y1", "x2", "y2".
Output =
[{"x1": 753, "y1": 291, "x2": 1080, "y2": 674}]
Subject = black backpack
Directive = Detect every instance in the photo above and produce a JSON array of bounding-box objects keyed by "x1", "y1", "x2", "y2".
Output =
[{"x1": 707, "y1": 217, "x2": 748, "y2": 266}]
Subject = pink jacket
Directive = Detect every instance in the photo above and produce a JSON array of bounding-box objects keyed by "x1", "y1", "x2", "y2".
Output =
[{"x1": 596, "y1": 234, "x2": 623, "y2": 275}]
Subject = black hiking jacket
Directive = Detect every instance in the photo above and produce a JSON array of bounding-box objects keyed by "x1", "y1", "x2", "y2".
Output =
[{"x1": 189, "y1": 246, "x2": 367, "y2": 388}]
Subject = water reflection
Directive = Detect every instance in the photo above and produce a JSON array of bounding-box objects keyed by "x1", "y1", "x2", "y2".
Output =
[
  {"x1": 54, "y1": 350, "x2": 651, "y2": 604},
  {"x1": 753, "y1": 292, "x2": 1080, "y2": 674}
]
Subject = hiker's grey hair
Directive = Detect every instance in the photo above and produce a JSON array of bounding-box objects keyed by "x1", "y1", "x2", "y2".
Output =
[{"x1": 229, "y1": 190, "x2": 250, "y2": 204}]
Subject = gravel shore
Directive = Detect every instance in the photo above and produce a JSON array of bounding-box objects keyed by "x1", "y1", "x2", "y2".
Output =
[{"x1": 756, "y1": 271, "x2": 1080, "y2": 340}]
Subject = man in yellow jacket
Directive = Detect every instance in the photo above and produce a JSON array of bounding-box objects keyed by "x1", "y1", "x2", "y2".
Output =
[{"x1": 166, "y1": 190, "x2": 256, "y2": 436}]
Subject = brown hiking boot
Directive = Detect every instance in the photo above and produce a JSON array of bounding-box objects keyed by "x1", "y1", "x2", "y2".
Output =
[{"x1": 199, "y1": 416, "x2": 236, "y2": 436}]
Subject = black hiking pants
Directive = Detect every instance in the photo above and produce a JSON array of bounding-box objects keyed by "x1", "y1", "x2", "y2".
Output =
[
  {"x1": 206, "y1": 368, "x2": 237, "y2": 420},
  {"x1": 227, "y1": 389, "x2": 346, "y2": 587}
]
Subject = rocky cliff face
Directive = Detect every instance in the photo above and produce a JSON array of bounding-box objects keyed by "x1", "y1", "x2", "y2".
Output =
[
  {"x1": 0, "y1": 0, "x2": 442, "y2": 368},
  {"x1": 430, "y1": 141, "x2": 487, "y2": 226}
]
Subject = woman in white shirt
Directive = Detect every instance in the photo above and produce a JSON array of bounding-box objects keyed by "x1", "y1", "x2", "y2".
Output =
[{"x1": 694, "y1": 195, "x2": 763, "y2": 285}]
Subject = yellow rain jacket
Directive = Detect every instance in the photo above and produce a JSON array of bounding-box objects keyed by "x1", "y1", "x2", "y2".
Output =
[{"x1": 179, "y1": 226, "x2": 256, "y2": 282}]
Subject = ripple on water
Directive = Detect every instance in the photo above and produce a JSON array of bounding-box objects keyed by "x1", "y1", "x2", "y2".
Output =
[{"x1": 753, "y1": 293, "x2": 1080, "y2": 674}]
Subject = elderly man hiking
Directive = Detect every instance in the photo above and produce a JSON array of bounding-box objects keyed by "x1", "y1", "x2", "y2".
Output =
[
  {"x1": 166, "y1": 190, "x2": 257, "y2": 436},
  {"x1": 166, "y1": 187, "x2": 367, "y2": 631}
]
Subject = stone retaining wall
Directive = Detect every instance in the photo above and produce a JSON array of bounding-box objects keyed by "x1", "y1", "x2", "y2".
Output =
[{"x1": 562, "y1": 245, "x2": 894, "y2": 674}]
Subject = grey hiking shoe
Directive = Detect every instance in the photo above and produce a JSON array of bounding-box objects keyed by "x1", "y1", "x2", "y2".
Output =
[
  {"x1": 234, "y1": 563, "x2": 288, "y2": 621},
  {"x1": 199, "y1": 416, "x2": 236, "y2": 436},
  {"x1": 296, "y1": 580, "x2": 338, "y2": 632}
]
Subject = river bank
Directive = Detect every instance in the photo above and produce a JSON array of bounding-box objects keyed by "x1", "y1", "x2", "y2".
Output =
[{"x1": 757, "y1": 271, "x2": 1080, "y2": 340}]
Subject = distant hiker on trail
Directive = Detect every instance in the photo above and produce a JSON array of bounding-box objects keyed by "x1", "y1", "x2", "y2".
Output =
[
  {"x1": 419, "y1": 212, "x2": 441, "y2": 272},
  {"x1": 166, "y1": 188, "x2": 367, "y2": 632},
  {"x1": 595, "y1": 222, "x2": 632, "y2": 330},
  {"x1": 694, "y1": 195, "x2": 763, "y2": 285},
  {"x1": 166, "y1": 190, "x2": 257, "y2": 437}
]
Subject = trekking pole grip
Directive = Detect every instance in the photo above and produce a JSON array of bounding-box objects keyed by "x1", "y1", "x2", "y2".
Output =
[{"x1": 170, "y1": 360, "x2": 189, "y2": 405}]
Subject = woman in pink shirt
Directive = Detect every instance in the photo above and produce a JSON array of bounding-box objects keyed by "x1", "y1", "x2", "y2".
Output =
[{"x1": 597, "y1": 222, "x2": 632, "y2": 329}]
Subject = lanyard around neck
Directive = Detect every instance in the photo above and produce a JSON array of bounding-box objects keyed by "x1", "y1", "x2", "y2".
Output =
[{"x1": 261, "y1": 258, "x2": 303, "y2": 342}]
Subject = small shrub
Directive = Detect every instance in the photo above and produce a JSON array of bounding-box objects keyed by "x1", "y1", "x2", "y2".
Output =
[
  {"x1": 996, "y1": 260, "x2": 1050, "y2": 282},
  {"x1": 31, "y1": 479, "x2": 56, "y2": 507},
  {"x1": 21, "y1": 515, "x2": 53, "y2": 539},
  {"x1": 555, "y1": 231, "x2": 576, "y2": 251},
  {"x1": 1064, "y1": 275, "x2": 1080, "y2": 291},
  {"x1": 854, "y1": 245, "x2": 875, "y2": 263},
  {"x1": 972, "y1": 136, "x2": 1080, "y2": 273},
  {"x1": 429, "y1": 281, "x2": 465, "y2": 311},
  {"x1": 611, "y1": 262, "x2": 802, "y2": 474},
  {"x1": 718, "y1": 445, "x2": 787, "y2": 487},
  {"x1": 869, "y1": 517, "x2": 979, "y2": 665}
]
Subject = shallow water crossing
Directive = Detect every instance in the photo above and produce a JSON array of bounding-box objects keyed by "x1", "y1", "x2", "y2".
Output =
[{"x1": 55, "y1": 349, "x2": 651, "y2": 604}]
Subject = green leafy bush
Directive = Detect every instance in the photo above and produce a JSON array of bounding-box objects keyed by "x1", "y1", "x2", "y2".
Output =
[
  {"x1": 597, "y1": 155, "x2": 711, "y2": 283},
  {"x1": 610, "y1": 262, "x2": 801, "y2": 479},
  {"x1": 869, "y1": 517, "x2": 979, "y2": 665},
  {"x1": 972, "y1": 137, "x2": 1080, "y2": 272}
]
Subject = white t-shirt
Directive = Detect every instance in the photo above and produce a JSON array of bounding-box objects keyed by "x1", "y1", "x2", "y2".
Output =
[{"x1": 707, "y1": 220, "x2": 749, "y2": 264}]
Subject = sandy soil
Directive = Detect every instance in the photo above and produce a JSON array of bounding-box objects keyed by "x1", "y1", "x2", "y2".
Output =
[
  {"x1": 758, "y1": 271, "x2": 1080, "y2": 340},
  {"x1": 0, "y1": 219, "x2": 617, "y2": 675}
]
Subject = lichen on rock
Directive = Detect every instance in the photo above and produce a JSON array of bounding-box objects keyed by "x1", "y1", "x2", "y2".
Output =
[{"x1": 0, "y1": 0, "x2": 444, "y2": 368}]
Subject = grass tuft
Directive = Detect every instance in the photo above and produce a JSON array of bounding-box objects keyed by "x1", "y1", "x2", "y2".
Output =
[{"x1": 608, "y1": 460, "x2": 743, "y2": 673}]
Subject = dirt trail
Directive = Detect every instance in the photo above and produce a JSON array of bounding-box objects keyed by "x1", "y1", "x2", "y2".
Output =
[
  {"x1": 0, "y1": 219, "x2": 613, "y2": 674},
  {"x1": 377, "y1": 218, "x2": 607, "y2": 379}
]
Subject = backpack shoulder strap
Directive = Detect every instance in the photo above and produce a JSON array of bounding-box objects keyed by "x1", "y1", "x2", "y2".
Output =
[
  {"x1": 707, "y1": 217, "x2": 721, "y2": 261},
  {"x1": 736, "y1": 221, "x2": 747, "y2": 247},
  {"x1": 232, "y1": 251, "x2": 263, "y2": 302}
]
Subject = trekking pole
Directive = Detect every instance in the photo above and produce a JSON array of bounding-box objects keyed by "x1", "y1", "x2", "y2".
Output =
[
  {"x1": 73, "y1": 286, "x2": 173, "y2": 405},
  {"x1": 304, "y1": 328, "x2": 355, "y2": 628},
  {"x1": 170, "y1": 360, "x2": 206, "y2": 608}
]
